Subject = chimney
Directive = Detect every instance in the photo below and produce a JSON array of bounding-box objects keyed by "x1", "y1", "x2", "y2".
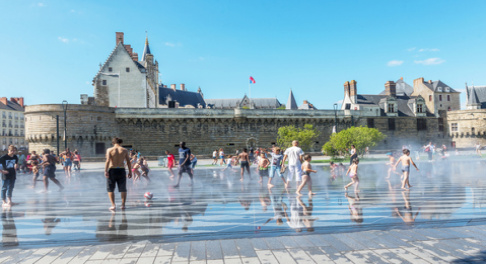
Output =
[
  {"x1": 413, "y1": 77, "x2": 425, "y2": 88},
  {"x1": 400, "y1": 77, "x2": 403, "y2": 80},
  {"x1": 0, "y1": 97, "x2": 7, "y2": 105},
  {"x1": 180, "y1": 83, "x2": 186, "y2": 91},
  {"x1": 303, "y1": 100, "x2": 308, "y2": 104},
  {"x1": 349, "y1": 80, "x2": 357, "y2": 96},
  {"x1": 385, "y1": 81, "x2": 396, "y2": 97},
  {"x1": 124, "y1": 45, "x2": 133, "y2": 56},
  {"x1": 10, "y1": 98, "x2": 17, "y2": 105},
  {"x1": 116, "y1": 32, "x2": 124, "y2": 45},
  {"x1": 344, "y1": 81, "x2": 350, "y2": 96},
  {"x1": 428, "y1": 80, "x2": 433, "y2": 84},
  {"x1": 171, "y1": 84, "x2": 176, "y2": 91},
  {"x1": 132, "y1": 52, "x2": 139, "y2": 61}
]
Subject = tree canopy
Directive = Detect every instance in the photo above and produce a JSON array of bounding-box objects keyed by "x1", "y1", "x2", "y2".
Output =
[
  {"x1": 277, "y1": 124, "x2": 319, "y2": 151},
  {"x1": 322, "y1": 126, "x2": 386, "y2": 157}
]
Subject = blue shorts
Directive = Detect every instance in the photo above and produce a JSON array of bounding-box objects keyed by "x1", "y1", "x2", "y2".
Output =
[
  {"x1": 269, "y1": 166, "x2": 284, "y2": 178},
  {"x1": 64, "y1": 158, "x2": 72, "y2": 167}
]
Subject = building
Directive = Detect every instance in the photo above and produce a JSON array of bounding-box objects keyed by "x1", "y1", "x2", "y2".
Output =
[
  {"x1": 205, "y1": 95, "x2": 282, "y2": 109},
  {"x1": 411, "y1": 77, "x2": 460, "y2": 114},
  {"x1": 158, "y1": 84, "x2": 206, "y2": 108},
  {"x1": 465, "y1": 84, "x2": 486, "y2": 109},
  {"x1": 0, "y1": 97, "x2": 26, "y2": 151},
  {"x1": 85, "y1": 32, "x2": 159, "y2": 108}
]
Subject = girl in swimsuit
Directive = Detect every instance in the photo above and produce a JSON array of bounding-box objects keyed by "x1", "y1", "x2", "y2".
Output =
[
  {"x1": 296, "y1": 154, "x2": 317, "y2": 196},
  {"x1": 344, "y1": 158, "x2": 360, "y2": 193}
]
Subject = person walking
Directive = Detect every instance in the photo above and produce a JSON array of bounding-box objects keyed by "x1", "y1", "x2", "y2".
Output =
[
  {"x1": 104, "y1": 137, "x2": 132, "y2": 211},
  {"x1": 282, "y1": 140, "x2": 304, "y2": 188},
  {"x1": 174, "y1": 142, "x2": 194, "y2": 188}
]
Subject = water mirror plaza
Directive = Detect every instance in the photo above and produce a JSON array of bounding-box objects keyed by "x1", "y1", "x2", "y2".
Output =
[{"x1": 2, "y1": 156, "x2": 486, "y2": 263}]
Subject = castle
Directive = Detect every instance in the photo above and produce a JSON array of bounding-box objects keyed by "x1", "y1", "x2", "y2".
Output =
[{"x1": 23, "y1": 32, "x2": 486, "y2": 157}]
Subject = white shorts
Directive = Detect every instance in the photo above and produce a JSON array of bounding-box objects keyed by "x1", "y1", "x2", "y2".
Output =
[{"x1": 287, "y1": 165, "x2": 303, "y2": 182}]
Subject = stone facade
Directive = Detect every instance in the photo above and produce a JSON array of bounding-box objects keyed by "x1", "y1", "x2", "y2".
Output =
[
  {"x1": 411, "y1": 77, "x2": 460, "y2": 114},
  {"x1": 447, "y1": 109, "x2": 486, "y2": 148},
  {"x1": 0, "y1": 97, "x2": 26, "y2": 151},
  {"x1": 25, "y1": 104, "x2": 448, "y2": 157}
]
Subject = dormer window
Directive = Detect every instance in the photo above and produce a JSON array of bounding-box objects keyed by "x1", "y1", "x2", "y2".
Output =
[
  {"x1": 445, "y1": 87, "x2": 450, "y2": 92},
  {"x1": 388, "y1": 104, "x2": 395, "y2": 113},
  {"x1": 437, "y1": 87, "x2": 443, "y2": 92},
  {"x1": 417, "y1": 104, "x2": 423, "y2": 113}
]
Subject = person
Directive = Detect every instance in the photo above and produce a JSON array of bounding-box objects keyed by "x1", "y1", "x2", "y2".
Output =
[
  {"x1": 249, "y1": 147, "x2": 255, "y2": 163},
  {"x1": 105, "y1": 137, "x2": 132, "y2": 211},
  {"x1": 222, "y1": 155, "x2": 234, "y2": 172},
  {"x1": 18, "y1": 152, "x2": 26, "y2": 174},
  {"x1": 344, "y1": 158, "x2": 360, "y2": 193},
  {"x1": 267, "y1": 147, "x2": 286, "y2": 188},
  {"x1": 41, "y1": 149, "x2": 64, "y2": 192},
  {"x1": 329, "y1": 161, "x2": 337, "y2": 181},
  {"x1": 165, "y1": 150, "x2": 175, "y2": 179},
  {"x1": 60, "y1": 148, "x2": 73, "y2": 179},
  {"x1": 133, "y1": 157, "x2": 150, "y2": 182},
  {"x1": 385, "y1": 152, "x2": 398, "y2": 179},
  {"x1": 219, "y1": 148, "x2": 226, "y2": 166},
  {"x1": 282, "y1": 140, "x2": 304, "y2": 188},
  {"x1": 73, "y1": 151, "x2": 81, "y2": 171},
  {"x1": 425, "y1": 142, "x2": 433, "y2": 161},
  {"x1": 476, "y1": 142, "x2": 482, "y2": 157},
  {"x1": 237, "y1": 148, "x2": 252, "y2": 181},
  {"x1": 394, "y1": 149, "x2": 419, "y2": 190},
  {"x1": 258, "y1": 153, "x2": 270, "y2": 184},
  {"x1": 190, "y1": 153, "x2": 198, "y2": 174},
  {"x1": 349, "y1": 145, "x2": 358, "y2": 165},
  {"x1": 174, "y1": 142, "x2": 194, "y2": 188},
  {"x1": 211, "y1": 149, "x2": 218, "y2": 165},
  {"x1": 31, "y1": 161, "x2": 40, "y2": 188},
  {"x1": 296, "y1": 154, "x2": 317, "y2": 196},
  {"x1": 0, "y1": 145, "x2": 18, "y2": 207}
]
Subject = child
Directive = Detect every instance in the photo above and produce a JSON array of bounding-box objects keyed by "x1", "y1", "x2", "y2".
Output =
[
  {"x1": 258, "y1": 153, "x2": 270, "y2": 184},
  {"x1": 344, "y1": 158, "x2": 360, "y2": 193},
  {"x1": 267, "y1": 147, "x2": 286, "y2": 188},
  {"x1": 165, "y1": 150, "x2": 175, "y2": 179},
  {"x1": 0, "y1": 145, "x2": 18, "y2": 207},
  {"x1": 394, "y1": 149, "x2": 419, "y2": 189},
  {"x1": 329, "y1": 161, "x2": 337, "y2": 181},
  {"x1": 386, "y1": 152, "x2": 398, "y2": 179},
  {"x1": 222, "y1": 155, "x2": 234, "y2": 171},
  {"x1": 296, "y1": 154, "x2": 317, "y2": 196},
  {"x1": 31, "y1": 161, "x2": 40, "y2": 188}
]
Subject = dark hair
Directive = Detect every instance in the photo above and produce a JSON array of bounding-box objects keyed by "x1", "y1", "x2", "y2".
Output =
[
  {"x1": 180, "y1": 142, "x2": 186, "y2": 148},
  {"x1": 304, "y1": 154, "x2": 312, "y2": 161},
  {"x1": 403, "y1": 149, "x2": 410, "y2": 154},
  {"x1": 243, "y1": 148, "x2": 247, "y2": 152},
  {"x1": 353, "y1": 158, "x2": 359, "y2": 164},
  {"x1": 43, "y1": 149, "x2": 50, "y2": 155},
  {"x1": 112, "y1": 137, "x2": 123, "y2": 144}
]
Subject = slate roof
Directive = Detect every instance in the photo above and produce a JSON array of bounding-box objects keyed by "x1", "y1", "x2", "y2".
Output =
[
  {"x1": 466, "y1": 85, "x2": 486, "y2": 109},
  {"x1": 205, "y1": 96, "x2": 282, "y2": 109},
  {"x1": 423, "y1": 80, "x2": 459, "y2": 93},
  {"x1": 286, "y1": 89, "x2": 298, "y2": 110},
  {"x1": 379, "y1": 79, "x2": 414, "y2": 96},
  {"x1": 142, "y1": 37, "x2": 151, "y2": 61},
  {"x1": 159, "y1": 87, "x2": 206, "y2": 108},
  {"x1": 355, "y1": 94, "x2": 432, "y2": 117},
  {"x1": 0, "y1": 100, "x2": 24, "y2": 111},
  {"x1": 298, "y1": 101, "x2": 318, "y2": 110}
]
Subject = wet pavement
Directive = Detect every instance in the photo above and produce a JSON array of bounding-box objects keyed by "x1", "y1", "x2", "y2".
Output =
[{"x1": 1, "y1": 157, "x2": 486, "y2": 250}]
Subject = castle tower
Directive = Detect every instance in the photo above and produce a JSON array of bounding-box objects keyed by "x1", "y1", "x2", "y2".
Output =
[
  {"x1": 142, "y1": 35, "x2": 151, "y2": 61},
  {"x1": 286, "y1": 89, "x2": 298, "y2": 110},
  {"x1": 466, "y1": 84, "x2": 481, "y2": 110}
]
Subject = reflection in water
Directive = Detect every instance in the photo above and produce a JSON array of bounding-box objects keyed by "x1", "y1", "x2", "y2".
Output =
[
  {"x1": 395, "y1": 190, "x2": 420, "y2": 224},
  {"x1": 96, "y1": 211, "x2": 128, "y2": 242},
  {"x1": 42, "y1": 197, "x2": 61, "y2": 235},
  {"x1": 298, "y1": 196, "x2": 317, "y2": 232},
  {"x1": 2, "y1": 207, "x2": 19, "y2": 246},
  {"x1": 346, "y1": 192, "x2": 363, "y2": 223}
]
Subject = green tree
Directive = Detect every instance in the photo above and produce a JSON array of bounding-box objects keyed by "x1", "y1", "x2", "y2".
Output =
[
  {"x1": 277, "y1": 124, "x2": 319, "y2": 151},
  {"x1": 322, "y1": 126, "x2": 386, "y2": 157}
]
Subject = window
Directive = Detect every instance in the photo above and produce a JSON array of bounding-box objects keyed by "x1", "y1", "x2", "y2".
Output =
[
  {"x1": 447, "y1": 95, "x2": 450, "y2": 101},
  {"x1": 448, "y1": 107, "x2": 451, "y2": 111},
  {"x1": 126, "y1": 67, "x2": 130, "y2": 72},
  {"x1": 95, "y1": 143, "x2": 106, "y2": 155},
  {"x1": 472, "y1": 127, "x2": 475, "y2": 134},
  {"x1": 387, "y1": 104, "x2": 395, "y2": 113},
  {"x1": 345, "y1": 104, "x2": 351, "y2": 110},
  {"x1": 388, "y1": 119, "x2": 396, "y2": 130},
  {"x1": 417, "y1": 104, "x2": 423, "y2": 113},
  {"x1": 439, "y1": 95, "x2": 442, "y2": 101},
  {"x1": 451, "y1": 123, "x2": 458, "y2": 132},
  {"x1": 438, "y1": 118, "x2": 444, "y2": 132},
  {"x1": 429, "y1": 95, "x2": 432, "y2": 101},
  {"x1": 417, "y1": 118, "x2": 427, "y2": 131},
  {"x1": 102, "y1": 80, "x2": 107, "y2": 85},
  {"x1": 367, "y1": 118, "x2": 375, "y2": 128},
  {"x1": 108, "y1": 67, "x2": 113, "y2": 72}
]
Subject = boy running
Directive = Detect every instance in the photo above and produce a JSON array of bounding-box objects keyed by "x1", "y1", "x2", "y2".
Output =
[
  {"x1": 258, "y1": 153, "x2": 270, "y2": 184},
  {"x1": 296, "y1": 154, "x2": 316, "y2": 196},
  {"x1": 266, "y1": 147, "x2": 286, "y2": 188},
  {"x1": 394, "y1": 149, "x2": 419, "y2": 189}
]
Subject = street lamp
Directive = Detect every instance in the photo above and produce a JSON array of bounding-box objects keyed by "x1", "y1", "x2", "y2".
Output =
[
  {"x1": 62, "y1": 100, "x2": 68, "y2": 150},
  {"x1": 333, "y1": 103, "x2": 338, "y2": 133}
]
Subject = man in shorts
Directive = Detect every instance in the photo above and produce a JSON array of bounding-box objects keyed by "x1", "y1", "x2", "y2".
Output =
[
  {"x1": 282, "y1": 140, "x2": 304, "y2": 188},
  {"x1": 174, "y1": 142, "x2": 194, "y2": 188},
  {"x1": 41, "y1": 149, "x2": 64, "y2": 192},
  {"x1": 105, "y1": 137, "x2": 132, "y2": 211},
  {"x1": 238, "y1": 148, "x2": 252, "y2": 181}
]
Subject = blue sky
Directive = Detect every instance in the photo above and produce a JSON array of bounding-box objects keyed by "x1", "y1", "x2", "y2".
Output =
[{"x1": 1, "y1": 0, "x2": 485, "y2": 109}]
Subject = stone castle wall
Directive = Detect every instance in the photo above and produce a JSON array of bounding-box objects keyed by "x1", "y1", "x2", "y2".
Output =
[
  {"x1": 447, "y1": 109, "x2": 486, "y2": 149},
  {"x1": 25, "y1": 104, "x2": 451, "y2": 158}
]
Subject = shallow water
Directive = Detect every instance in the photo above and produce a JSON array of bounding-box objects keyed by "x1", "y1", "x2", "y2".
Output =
[{"x1": 2, "y1": 158, "x2": 486, "y2": 248}]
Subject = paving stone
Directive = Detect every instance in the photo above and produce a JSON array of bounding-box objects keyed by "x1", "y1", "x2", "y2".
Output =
[
  {"x1": 0, "y1": 248, "x2": 34, "y2": 264},
  {"x1": 136, "y1": 257, "x2": 156, "y2": 264},
  {"x1": 35, "y1": 247, "x2": 68, "y2": 264},
  {"x1": 241, "y1": 257, "x2": 261, "y2": 264},
  {"x1": 51, "y1": 247, "x2": 85, "y2": 264},
  {"x1": 305, "y1": 234, "x2": 332, "y2": 247},
  {"x1": 153, "y1": 255, "x2": 173, "y2": 264},
  {"x1": 224, "y1": 258, "x2": 243, "y2": 264},
  {"x1": 68, "y1": 246, "x2": 99, "y2": 264},
  {"x1": 263, "y1": 237, "x2": 286, "y2": 250},
  {"x1": 206, "y1": 240, "x2": 223, "y2": 260},
  {"x1": 106, "y1": 244, "x2": 131, "y2": 259},
  {"x1": 402, "y1": 246, "x2": 449, "y2": 264},
  {"x1": 387, "y1": 248, "x2": 429, "y2": 264},
  {"x1": 270, "y1": 249, "x2": 296, "y2": 264},
  {"x1": 18, "y1": 248, "x2": 54, "y2": 264},
  {"x1": 172, "y1": 242, "x2": 191, "y2": 262},
  {"x1": 157, "y1": 243, "x2": 176, "y2": 256},
  {"x1": 141, "y1": 243, "x2": 160, "y2": 257},
  {"x1": 190, "y1": 241, "x2": 206, "y2": 261},
  {"x1": 124, "y1": 242, "x2": 147, "y2": 259},
  {"x1": 220, "y1": 240, "x2": 240, "y2": 258},
  {"x1": 287, "y1": 248, "x2": 316, "y2": 263},
  {"x1": 320, "y1": 234, "x2": 352, "y2": 252},
  {"x1": 373, "y1": 248, "x2": 412, "y2": 264},
  {"x1": 89, "y1": 244, "x2": 114, "y2": 260},
  {"x1": 291, "y1": 236, "x2": 315, "y2": 248},
  {"x1": 255, "y1": 250, "x2": 279, "y2": 264},
  {"x1": 249, "y1": 238, "x2": 269, "y2": 250},
  {"x1": 409, "y1": 241, "x2": 458, "y2": 262},
  {"x1": 235, "y1": 239, "x2": 258, "y2": 258},
  {"x1": 276, "y1": 236, "x2": 300, "y2": 249}
]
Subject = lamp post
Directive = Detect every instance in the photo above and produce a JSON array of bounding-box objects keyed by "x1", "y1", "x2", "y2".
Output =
[
  {"x1": 62, "y1": 100, "x2": 68, "y2": 150},
  {"x1": 333, "y1": 103, "x2": 338, "y2": 133}
]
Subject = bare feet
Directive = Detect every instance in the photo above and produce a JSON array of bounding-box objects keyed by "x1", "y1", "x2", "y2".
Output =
[
  {"x1": 267, "y1": 184, "x2": 274, "y2": 189},
  {"x1": 344, "y1": 186, "x2": 348, "y2": 190},
  {"x1": 258, "y1": 179, "x2": 263, "y2": 184},
  {"x1": 120, "y1": 205, "x2": 126, "y2": 210},
  {"x1": 296, "y1": 191, "x2": 303, "y2": 196},
  {"x1": 109, "y1": 206, "x2": 116, "y2": 211},
  {"x1": 240, "y1": 178, "x2": 244, "y2": 182},
  {"x1": 309, "y1": 192, "x2": 316, "y2": 196}
]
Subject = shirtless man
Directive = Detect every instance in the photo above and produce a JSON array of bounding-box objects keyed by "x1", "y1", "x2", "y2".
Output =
[
  {"x1": 237, "y1": 148, "x2": 252, "y2": 181},
  {"x1": 105, "y1": 137, "x2": 132, "y2": 211},
  {"x1": 394, "y1": 149, "x2": 419, "y2": 190},
  {"x1": 41, "y1": 149, "x2": 64, "y2": 192}
]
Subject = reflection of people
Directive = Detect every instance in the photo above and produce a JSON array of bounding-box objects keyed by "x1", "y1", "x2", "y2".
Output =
[
  {"x1": 42, "y1": 217, "x2": 60, "y2": 236},
  {"x1": 1, "y1": 207, "x2": 19, "y2": 246},
  {"x1": 264, "y1": 189, "x2": 286, "y2": 226},
  {"x1": 96, "y1": 211, "x2": 128, "y2": 242},
  {"x1": 297, "y1": 196, "x2": 318, "y2": 232},
  {"x1": 395, "y1": 190, "x2": 420, "y2": 224},
  {"x1": 345, "y1": 192, "x2": 363, "y2": 223},
  {"x1": 284, "y1": 193, "x2": 304, "y2": 232}
]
